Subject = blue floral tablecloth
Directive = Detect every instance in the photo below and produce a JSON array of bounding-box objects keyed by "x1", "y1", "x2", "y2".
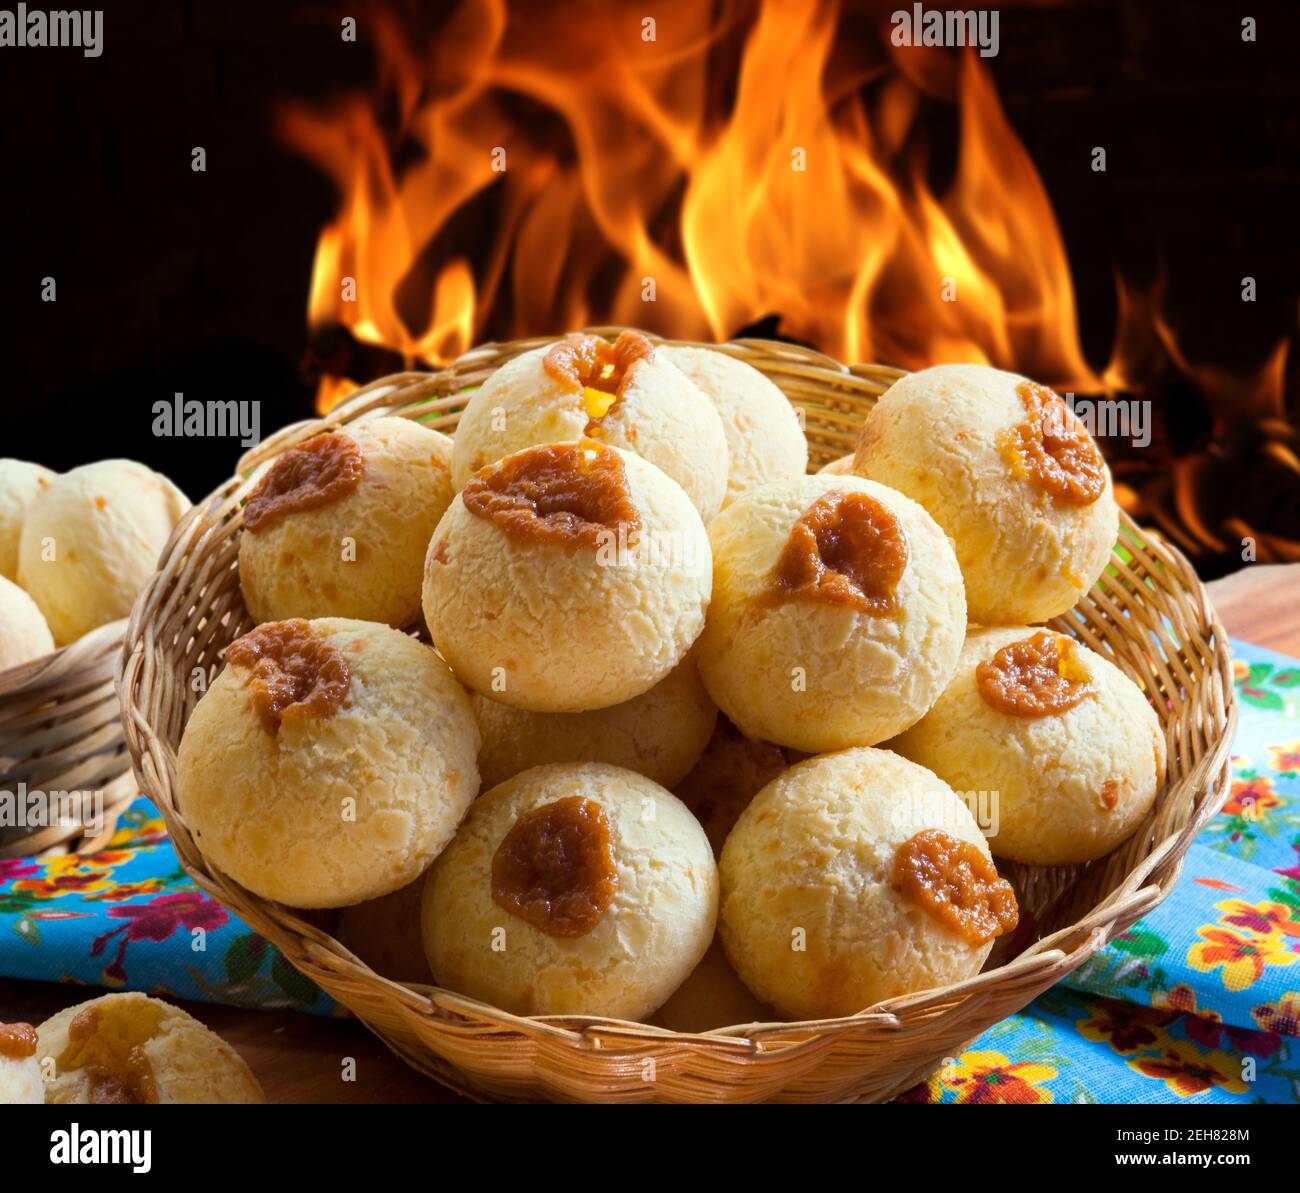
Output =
[{"x1": 3, "y1": 639, "x2": 1298, "y2": 1103}]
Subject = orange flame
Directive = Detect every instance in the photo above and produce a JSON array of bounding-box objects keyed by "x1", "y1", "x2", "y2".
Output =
[
  {"x1": 1102, "y1": 271, "x2": 1291, "y2": 421},
  {"x1": 279, "y1": 0, "x2": 1108, "y2": 411}
]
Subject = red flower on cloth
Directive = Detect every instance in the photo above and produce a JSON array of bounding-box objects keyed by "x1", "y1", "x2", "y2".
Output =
[
  {"x1": 14, "y1": 872, "x2": 116, "y2": 897},
  {"x1": 90, "y1": 891, "x2": 229, "y2": 984},
  {"x1": 1216, "y1": 899, "x2": 1300, "y2": 939},
  {"x1": 1183, "y1": 1011, "x2": 1282, "y2": 1058},
  {"x1": 1275, "y1": 843, "x2": 1300, "y2": 883},
  {"x1": 895, "y1": 1081, "x2": 935, "y2": 1104},
  {"x1": 1221, "y1": 777, "x2": 1280, "y2": 821},
  {"x1": 0, "y1": 859, "x2": 40, "y2": 883},
  {"x1": 1153, "y1": 984, "x2": 1281, "y2": 1057}
]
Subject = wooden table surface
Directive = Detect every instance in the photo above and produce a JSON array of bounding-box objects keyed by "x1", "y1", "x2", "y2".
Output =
[{"x1": 2, "y1": 564, "x2": 1296, "y2": 1104}]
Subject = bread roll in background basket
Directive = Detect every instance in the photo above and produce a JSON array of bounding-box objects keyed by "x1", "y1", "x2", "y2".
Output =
[{"x1": 117, "y1": 331, "x2": 1236, "y2": 1103}]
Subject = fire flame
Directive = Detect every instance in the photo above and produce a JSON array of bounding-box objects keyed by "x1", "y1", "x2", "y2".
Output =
[
  {"x1": 279, "y1": 0, "x2": 1298, "y2": 566},
  {"x1": 279, "y1": 0, "x2": 1100, "y2": 397}
]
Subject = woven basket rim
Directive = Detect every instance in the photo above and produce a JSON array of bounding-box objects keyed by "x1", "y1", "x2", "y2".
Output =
[
  {"x1": 116, "y1": 333, "x2": 1239, "y2": 1100},
  {"x1": 0, "y1": 616, "x2": 125, "y2": 694}
]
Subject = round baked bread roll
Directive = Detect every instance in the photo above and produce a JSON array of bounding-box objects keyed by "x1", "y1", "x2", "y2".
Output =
[
  {"x1": 18, "y1": 459, "x2": 189, "y2": 644},
  {"x1": 674, "y1": 717, "x2": 792, "y2": 856},
  {"x1": 38, "y1": 992, "x2": 263, "y2": 1104},
  {"x1": 0, "y1": 1022, "x2": 44, "y2": 1103},
  {"x1": 423, "y1": 762, "x2": 718, "y2": 1020},
  {"x1": 661, "y1": 345, "x2": 806, "y2": 507},
  {"x1": 239, "y1": 417, "x2": 455, "y2": 627},
  {"x1": 472, "y1": 656, "x2": 716, "y2": 790},
  {"x1": 719, "y1": 748, "x2": 1017, "y2": 1019},
  {"x1": 853, "y1": 364, "x2": 1119, "y2": 624},
  {"x1": 0, "y1": 574, "x2": 55, "y2": 670},
  {"x1": 450, "y1": 332, "x2": 729, "y2": 522},
  {"x1": 652, "y1": 939, "x2": 771, "y2": 1033},
  {"x1": 697, "y1": 474, "x2": 966, "y2": 752},
  {"x1": 176, "y1": 617, "x2": 479, "y2": 908},
  {"x1": 337, "y1": 875, "x2": 432, "y2": 984},
  {"x1": 890, "y1": 626, "x2": 1166, "y2": 865},
  {"x1": 424, "y1": 439, "x2": 711, "y2": 713},
  {"x1": 0, "y1": 458, "x2": 56, "y2": 581},
  {"x1": 817, "y1": 453, "x2": 857, "y2": 476}
]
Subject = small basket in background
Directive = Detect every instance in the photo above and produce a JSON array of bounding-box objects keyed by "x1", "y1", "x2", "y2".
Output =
[{"x1": 0, "y1": 618, "x2": 135, "y2": 858}]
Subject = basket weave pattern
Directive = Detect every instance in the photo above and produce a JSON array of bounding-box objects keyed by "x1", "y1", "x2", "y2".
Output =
[
  {"x1": 118, "y1": 333, "x2": 1237, "y2": 1103},
  {"x1": 1, "y1": 619, "x2": 135, "y2": 858}
]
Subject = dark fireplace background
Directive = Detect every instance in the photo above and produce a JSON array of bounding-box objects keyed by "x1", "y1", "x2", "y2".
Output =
[{"x1": 0, "y1": 0, "x2": 1296, "y2": 578}]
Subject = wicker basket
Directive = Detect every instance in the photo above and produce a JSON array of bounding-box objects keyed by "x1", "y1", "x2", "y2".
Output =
[
  {"x1": 118, "y1": 332, "x2": 1237, "y2": 1103},
  {"x1": 0, "y1": 618, "x2": 136, "y2": 858}
]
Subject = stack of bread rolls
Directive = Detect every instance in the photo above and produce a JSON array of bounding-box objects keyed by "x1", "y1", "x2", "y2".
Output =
[{"x1": 173, "y1": 336, "x2": 1160, "y2": 1028}]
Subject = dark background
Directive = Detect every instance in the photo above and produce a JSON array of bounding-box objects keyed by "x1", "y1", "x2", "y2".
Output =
[{"x1": 1, "y1": 0, "x2": 1297, "y2": 570}]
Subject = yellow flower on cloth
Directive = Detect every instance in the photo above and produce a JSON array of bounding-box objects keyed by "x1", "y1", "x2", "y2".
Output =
[
  {"x1": 7, "y1": 847, "x2": 140, "y2": 902},
  {"x1": 1252, "y1": 991, "x2": 1300, "y2": 1037},
  {"x1": 39, "y1": 850, "x2": 136, "y2": 877},
  {"x1": 1151, "y1": 983, "x2": 1220, "y2": 1022},
  {"x1": 936, "y1": 1050, "x2": 1056, "y2": 1104},
  {"x1": 1077, "y1": 1000, "x2": 1176, "y2": 1055},
  {"x1": 1267, "y1": 741, "x2": 1300, "y2": 774},
  {"x1": 107, "y1": 812, "x2": 167, "y2": 848},
  {"x1": 1187, "y1": 927, "x2": 1298, "y2": 992},
  {"x1": 1214, "y1": 897, "x2": 1300, "y2": 940},
  {"x1": 1126, "y1": 1039, "x2": 1249, "y2": 1098},
  {"x1": 12, "y1": 874, "x2": 117, "y2": 899}
]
